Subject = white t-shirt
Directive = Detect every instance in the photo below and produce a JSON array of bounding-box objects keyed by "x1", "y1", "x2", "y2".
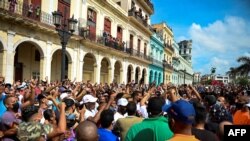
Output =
[
  {"x1": 114, "y1": 112, "x2": 127, "y2": 122},
  {"x1": 84, "y1": 109, "x2": 98, "y2": 120}
]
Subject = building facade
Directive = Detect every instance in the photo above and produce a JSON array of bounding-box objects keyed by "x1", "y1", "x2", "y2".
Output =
[
  {"x1": 152, "y1": 22, "x2": 174, "y2": 84},
  {"x1": 178, "y1": 40, "x2": 193, "y2": 85},
  {"x1": 0, "y1": 0, "x2": 154, "y2": 84},
  {"x1": 149, "y1": 32, "x2": 164, "y2": 85}
]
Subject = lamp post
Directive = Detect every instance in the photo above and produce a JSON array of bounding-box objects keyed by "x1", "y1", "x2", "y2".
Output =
[
  {"x1": 162, "y1": 59, "x2": 167, "y2": 84},
  {"x1": 52, "y1": 10, "x2": 77, "y2": 81}
]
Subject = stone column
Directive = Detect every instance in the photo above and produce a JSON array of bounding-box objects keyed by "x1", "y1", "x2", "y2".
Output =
[{"x1": 4, "y1": 31, "x2": 15, "y2": 83}]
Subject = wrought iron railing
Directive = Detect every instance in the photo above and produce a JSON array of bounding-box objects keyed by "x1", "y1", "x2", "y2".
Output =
[
  {"x1": 128, "y1": 9, "x2": 148, "y2": 27},
  {"x1": 144, "y1": 0, "x2": 154, "y2": 11},
  {"x1": 0, "y1": 0, "x2": 54, "y2": 26}
]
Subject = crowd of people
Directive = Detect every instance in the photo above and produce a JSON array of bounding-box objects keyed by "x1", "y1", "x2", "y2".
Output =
[{"x1": 0, "y1": 75, "x2": 249, "y2": 141}]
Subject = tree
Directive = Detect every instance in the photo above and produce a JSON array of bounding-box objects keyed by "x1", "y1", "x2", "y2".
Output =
[
  {"x1": 235, "y1": 77, "x2": 249, "y2": 86},
  {"x1": 226, "y1": 67, "x2": 238, "y2": 82},
  {"x1": 236, "y1": 56, "x2": 250, "y2": 76}
]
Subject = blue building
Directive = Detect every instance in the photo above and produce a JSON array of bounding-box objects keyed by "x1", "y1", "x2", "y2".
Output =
[{"x1": 149, "y1": 32, "x2": 164, "y2": 85}]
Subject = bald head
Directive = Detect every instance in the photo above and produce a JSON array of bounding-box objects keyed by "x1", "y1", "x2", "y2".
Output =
[{"x1": 76, "y1": 121, "x2": 99, "y2": 141}]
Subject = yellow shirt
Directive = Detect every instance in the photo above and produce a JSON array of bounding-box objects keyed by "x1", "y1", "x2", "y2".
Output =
[{"x1": 168, "y1": 134, "x2": 200, "y2": 141}]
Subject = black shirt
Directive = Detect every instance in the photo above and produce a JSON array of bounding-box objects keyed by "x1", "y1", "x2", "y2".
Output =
[{"x1": 192, "y1": 127, "x2": 219, "y2": 141}]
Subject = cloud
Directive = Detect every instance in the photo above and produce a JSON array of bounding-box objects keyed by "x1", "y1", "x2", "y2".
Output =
[{"x1": 187, "y1": 16, "x2": 250, "y2": 75}]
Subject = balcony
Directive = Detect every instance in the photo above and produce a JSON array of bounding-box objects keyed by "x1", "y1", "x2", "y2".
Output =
[
  {"x1": 79, "y1": 30, "x2": 151, "y2": 62},
  {"x1": 128, "y1": 9, "x2": 148, "y2": 27},
  {"x1": 126, "y1": 48, "x2": 151, "y2": 61},
  {"x1": 150, "y1": 58, "x2": 163, "y2": 67},
  {"x1": 165, "y1": 62, "x2": 174, "y2": 71},
  {"x1": 0, "y1": 0, "x2": 54, "y2": 31},
  {"x1": 137, "y1": 0, "x2": 154, "y2": 14},
  {"x1": 128, "y1": 8, "x2": 152, "y2": 36},
  {"x1": 164, "y1": 43, "x2": 175, "y2": 53}
]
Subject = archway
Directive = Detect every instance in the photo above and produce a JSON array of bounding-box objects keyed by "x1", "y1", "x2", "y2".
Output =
[
  {"x1": 0, "y1": 42, "x2": 3, "y2": 75},
  {"x1": 149, "y1": 70, "x2": 153, "y2": 84},
  {"x1": 100, "y1": 57, "x2": 110, "y2": 84},
  {"x1": 83, "y1": 53, "x2": 96, "y2": 83},
  {"x1": 158, "y1": 73, "x2": 161, "y2": 85},
  {"x1": 135, "y1": 67, "x2": 140, "y2": 84},
  {"x1": 14, "y1": 41, "x2": 44, "y2": 81},
  {"x1": 154, "y1": 71, "x2": 158, "y2": 85},
  {"x1": 141, "y1": 68, "x2": 146, "y2": 84},
  {"x1": 114, "y1": 61, "x2": 122, "y2": 84},
  {"x1": 51, "y1": 50, "x2": 71, "y2": 81},
  {"x1": 127, "y1": 65, "x2": 133, "y2": 83}
]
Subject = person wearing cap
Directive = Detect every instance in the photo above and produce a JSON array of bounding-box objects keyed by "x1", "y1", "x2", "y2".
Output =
[
  {"x1": 114, "y1": 101, "x2": 143, "y2": 141},
  {"x1": 125, "y1": 97, "x2": 173, "y2": 141},
  {"x1": 165, "y1": 99, "x2": 199, "y2": 141},
  {"x1": 81, "y1": 94, "x2": 99, "y2": 121},
  {"x1": 114, "y1": 98, "x2": 128, "y2": 122},
  {"x1": 233, "y1": 95, "x2": 250, "y2": 125}
]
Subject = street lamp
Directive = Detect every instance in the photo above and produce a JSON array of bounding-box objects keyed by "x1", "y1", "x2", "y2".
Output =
[
  {"x1": 52, "y1": 10, "x2": 77, "y2": 81},
  {"x1": 162, "y1": 59, "x2": 167, "y2": 84}
]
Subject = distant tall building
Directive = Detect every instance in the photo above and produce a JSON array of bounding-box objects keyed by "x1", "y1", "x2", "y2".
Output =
[{"x1": 178, "y1": 40, "x2": 192, "y2": 63}]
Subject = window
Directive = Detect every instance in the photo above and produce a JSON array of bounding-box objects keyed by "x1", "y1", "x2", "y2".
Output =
[
  {"x1": 117, "y1": 26, "x2": 123, "y2": 41},
  {"x1": 137, "y1": 39, "x2": 141, "y2": 52},
  {"x1": 129, "y1": 34, "x2": 133, "y2": 49},
  {"x1": 144, "y1": 43, "x2": 147, "y2": 55},
  {"x1": 104, "y1": 17, "x2": 111, "y2": 34}
]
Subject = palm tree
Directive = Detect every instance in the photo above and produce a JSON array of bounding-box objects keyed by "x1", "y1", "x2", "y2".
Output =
[
  {"x1": 236, "y1": 56, "x2": 250, "y2": 76},
  {"x1": 226, "y1": 67, "x2": 238, "y2": 82}
]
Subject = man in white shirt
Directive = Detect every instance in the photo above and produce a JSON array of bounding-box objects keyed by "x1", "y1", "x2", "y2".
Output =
[
  {"x1": 114, "y1": 98, "x2": 128, "y2": 122},
  {"x1": 81, "y1": 94, "x2": 98, "y2": 120}
]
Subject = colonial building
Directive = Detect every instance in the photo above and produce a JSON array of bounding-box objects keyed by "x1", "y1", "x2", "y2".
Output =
[
  {"x1": 0, "y1": 0, "x2": 154, "y2": 84},
  {"x1": 149, "y1": 31, "x2": 164, "y2": 85},
  {"x1": 178, "y1": 40, "x2": 193, "y2": 84},
  {"x1": 152, "y1": 22, "x2": 174, "y2": 84}
]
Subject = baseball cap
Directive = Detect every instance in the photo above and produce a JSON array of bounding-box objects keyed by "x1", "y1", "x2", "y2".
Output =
[
  {"x1": 82, "y1": 95, "x2": 98, "y2": 104},
  {"x1": 163, "y1": 99, "x2": 196, "y2": 125},
  {"x1": 60, "y1": 93, "x2": 69, "y2": 100},
  {"x1": 117, "y1": 98, "x2": 128, "y2": 106}
]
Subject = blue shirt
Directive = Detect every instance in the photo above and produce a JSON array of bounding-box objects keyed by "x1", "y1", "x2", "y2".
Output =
[
  {"x1": 0, "y1": 94, "x2": 6, "y2": 118},
  {"x1": 98, "y1": 128, "x2": 119, "y2": 141}
]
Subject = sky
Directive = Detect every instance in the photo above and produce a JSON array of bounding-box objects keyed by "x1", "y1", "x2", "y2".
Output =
[{"x1": 151, "y1": 0, "x2": 250, "y2": 75}]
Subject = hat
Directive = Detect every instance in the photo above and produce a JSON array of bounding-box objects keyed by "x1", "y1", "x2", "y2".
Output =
[
  {"x1": 17, "y1": 82, "x2": 27, "y2": 89},
  {"x1": 204, "y1": 95, "x2": 216, "y2": 106},
  {"x1": 163, "y1": 99, "x2": 196, "y2": 125},
  {"x1": 117, "y1": 98, "x2": 128, "y2": 106},
  {"x1": 60, "y1": 93, "x2": 69, "y2": 100},
  {"x1": 82, "y1": 95, "x2": 98, "y2": 104}
]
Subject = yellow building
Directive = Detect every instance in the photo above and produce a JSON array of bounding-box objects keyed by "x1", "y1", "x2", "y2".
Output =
[
  {"x1": 152, "y1": 22, "x2": 174, "y2": 84},
  {"x1": 0, "y1": 0, "x2": 154, "y2": 84}
]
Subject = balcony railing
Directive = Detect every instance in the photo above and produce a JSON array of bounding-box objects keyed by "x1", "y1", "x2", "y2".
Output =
[
  {"x1": 0, "y1": 0, "x2": 54, "y2": 26},
  {"x1": 126, "y1": 48, "x2": 151, "y2": 61},
  {"x1": 128, "y1": 9, "x2": 148, "y2": 27},
  {"x1": 144, "y1": 0, "x2": 154, "y2": 11},
  {"x1": 151, "y1": 58, "x2": 163, "y2": 67},
  {"x1": 164, "y1": 43, "x2": 175, "y2": 52}
]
